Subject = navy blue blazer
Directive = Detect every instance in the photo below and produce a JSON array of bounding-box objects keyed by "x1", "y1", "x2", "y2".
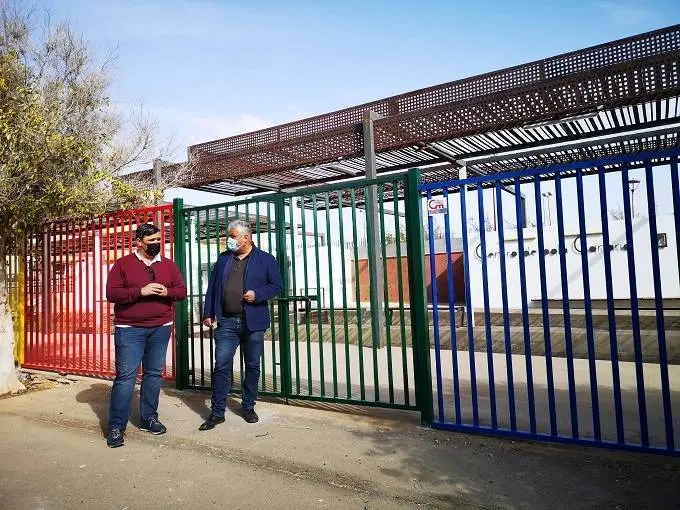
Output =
[{"x1": 202, "y1": 246, "x2": 283, "y2": 332}]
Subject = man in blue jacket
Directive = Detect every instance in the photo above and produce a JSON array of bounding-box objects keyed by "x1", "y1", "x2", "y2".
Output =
[{"x1": 199, "y1": 220, "x2": 283, "y2": 429}]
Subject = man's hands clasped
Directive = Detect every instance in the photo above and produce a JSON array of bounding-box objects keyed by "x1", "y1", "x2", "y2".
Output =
[{"x1": 141, "y1": 283, "x2": 168, "y2": 297}]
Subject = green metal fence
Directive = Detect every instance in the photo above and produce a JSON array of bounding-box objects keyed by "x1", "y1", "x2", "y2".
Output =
[{"x1": 173, "y1": 170, "x2": 433, "y2": 419}]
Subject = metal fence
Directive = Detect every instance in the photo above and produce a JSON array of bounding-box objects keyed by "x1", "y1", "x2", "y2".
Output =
[
  {"x1": 420, "y1": 150, "x2": 680, "y2": 455},
  {"x1": 174, "y1": 174, "x2": 431, "y2": 415},
  {"x1": 22, "y1": 205, "x2": 176, "y2": 379}
]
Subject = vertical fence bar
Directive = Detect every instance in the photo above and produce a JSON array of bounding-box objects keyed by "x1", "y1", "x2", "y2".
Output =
[
  {"x1": 575, "y1": 169, "x2": 601, "y2": 441},
  {"x1": 311, "y1": 196, "x2": 325, "y2": 397},
  {"x1": 97, "y1": 217, "x2": 104, "y2": 375},
  {"x1": 534, "y1": 175, "x2": 557, "y2": 436},
  {"x1": 394, "y1": 183, "x2": 409, "y2": 407},
  {"x1": 47, "y1": 221, "x2": 55, "y2": 369},
  {"x1": 443, "y1": 188, "x2": 461, "y2": 424},
  {"x1": 495, "y1": 182, "x2": 517, "y2": 431},
  {"x1": 427, "y1": 190, "x2": 444, "y2": 421},
  {"x1": 460, "y1": 183, "x2": 479, "y2": 426},
  {"x1": 324, "y1": 192, "x2": 339, "y2": 398},
  {"x1": 644, "y1": 161, "x2": 675, "y2": 450},
  {"x1": 672, "y1": 157, "x2": 680, "y2": 291},
  {"x1": 80, "y1": 219, "x2": 88, "y2": 371},
  {"x1": 186, "y1": 212, "x2": 196, "y2": 387},
  {"x1": 167, "y1": 208, "x2": 176, "y2": 379},
  {"x1": 621, "y1": 164, "x2": 649, "y2": 447},
  {"x1": 85, "y1": 219, "x2": 91, "y2": 372},
  {"x1": 406, "y1": 168, "x2": 433, "y2": 425},
  {"x1": 337, "y1": 193, "x2": 352, "y2": 399},
  {"x1": 32, "y1": 227, "x2": 39, "y2": 367},
  {"x1": 73, "y1": 220, "x2": 80, "y2": 371},
  {"x1": 206, "y1": 208, "x2": 215, "y2": 383},
  {"x1": 365, "y1": 184, "x2": 381, "y2": 402},
  {"x1": 350, "y1": 190, "x2": 366, "y2": 400},
  {"x1": 477, "y1": 184, "x2": 497, "y2": 428},
  {"x1": 110, "y1": 217, "x2": 119, "y2": 374},
  {"x1": 555, "y1": 172, "x2": 579, "y2": 438},
  {"x1": 300, "y1": 198, "x2": 313, "y2": 396},
  {"x1": 288, "y1": 198, "x2": 301, "y2": 395},
  {"x1": 275, "y1": 196, "x2": 292, "y2": 400},
  {"x1": 58, "y1": 221, "x2": 65, "y2": 370},
  {"x1": 195, "y1": 210, "x2": 206, "y2": 387},
  {"x1": 104, "y1": 215, "x2": 111, "y2": 375},
  {"x1": 23, "y1": 231, "x2": 30, "y2": 366},
  {"x1": 515, "y1": 181, "x2": 537, "y2": 434},
  {"x1": 378, "y1": 185, "x2": 394, "y2": 403},
  {"x1": 266, "y1": 200, "x2": 278, "y2": 393},
  {"x1": 173, "y1": 199, "x2": 188, "y2": 389},
  {"x1": 235, "y1": 204, "x2": 246, "y2": 392},
  {"x1": 253, "y1": 202, "x2": 266, "y2": 390},
  {"x1": 597, "y1": 167, "x2": 625, "y2": 444},
  {"x1": 24, "y1": 230, "x2": 29, "y2": 366}
]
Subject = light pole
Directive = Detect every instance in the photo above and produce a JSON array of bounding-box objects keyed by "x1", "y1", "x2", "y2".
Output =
[{"x1": 629, "y1": 179, "x2": 640, "y2": 219}]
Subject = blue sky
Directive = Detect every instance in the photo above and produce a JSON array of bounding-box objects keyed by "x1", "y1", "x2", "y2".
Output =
[
  {"x1": 33, "y1": 1, "x2": 680, "y2": 206},
  {"x1": 38, "y1": 0, "x2": 680, "y2": 158}
]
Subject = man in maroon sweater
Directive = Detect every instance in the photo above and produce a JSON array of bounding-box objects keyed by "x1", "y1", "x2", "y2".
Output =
[{"x1": 105, "y1": 223, "x2": 186, "y2": 448}]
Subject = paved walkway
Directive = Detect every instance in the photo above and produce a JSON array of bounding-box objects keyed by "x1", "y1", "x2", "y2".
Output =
[{"x1": 0, "y1": 375, "x2": 678, "y2": 509}]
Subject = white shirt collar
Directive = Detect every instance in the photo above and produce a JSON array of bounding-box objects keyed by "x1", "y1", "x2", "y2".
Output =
[{"x1": 134, "y1": 249, "x2": 161, "y2": 266}]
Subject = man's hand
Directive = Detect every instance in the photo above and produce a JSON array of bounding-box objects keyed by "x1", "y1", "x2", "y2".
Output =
[
  {"x1": 203, "y1": 318, "x2": 215, "y2": 328},
  {"x1": 243, "y1": 290, "x2": 256, "y2": 303},
  {"x1": 141, "y1": 283, "x2": 165, "y2": 297}
]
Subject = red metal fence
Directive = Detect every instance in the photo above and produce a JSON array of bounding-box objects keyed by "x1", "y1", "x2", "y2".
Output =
[{"x1": 22, "y1": 205, "x2": 176, "y2": 379}]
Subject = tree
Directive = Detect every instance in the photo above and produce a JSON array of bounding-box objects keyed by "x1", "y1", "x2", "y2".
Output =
[{"x1": 0, "y1": 1, "x2": 191, "y2": 394}]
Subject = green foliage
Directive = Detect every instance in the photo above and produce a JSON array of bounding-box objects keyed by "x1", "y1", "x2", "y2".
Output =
[{"x1": 0, "y1": 51, "x2": 137, "y2": 255}]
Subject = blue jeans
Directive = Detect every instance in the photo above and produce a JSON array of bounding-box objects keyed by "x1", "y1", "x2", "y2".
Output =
[
  {"x1": 108, "y1": 326, "x2": 171, "y2": 431},
  {"x1": 211, "y1": 317, "x2": 264, "y2": 417}
]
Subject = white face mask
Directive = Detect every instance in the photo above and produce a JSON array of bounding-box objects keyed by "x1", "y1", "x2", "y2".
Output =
[{"x1": 227, "y1": 237, "x2": 238, "y2": 251}]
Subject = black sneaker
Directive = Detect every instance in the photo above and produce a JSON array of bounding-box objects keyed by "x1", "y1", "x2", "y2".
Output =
[
  {"x1": 107, "y1": 428, "x2": 124, "y2": 448},
  {"x1": 243, "y1": 409, "x2": 259, "y2": 423},
  {"x1": 140, "y1": 418, "x2": 167, "y2": 435},
  {"x1": 199, "y1": 414, "x2": 225, "y2": 431}
]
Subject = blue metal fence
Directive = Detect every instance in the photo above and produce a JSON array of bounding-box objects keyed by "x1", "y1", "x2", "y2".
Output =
[{"x1": 420, "y1": 149, "x2": 680, "y2": 455}]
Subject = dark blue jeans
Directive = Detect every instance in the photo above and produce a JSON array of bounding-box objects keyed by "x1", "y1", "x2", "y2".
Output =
[
  {"x1": 108, "y1": 325, "x2": 171, "y2": 431},
  {"x1": 211, "y1": 317, "x2": 264, "y2": 417}
]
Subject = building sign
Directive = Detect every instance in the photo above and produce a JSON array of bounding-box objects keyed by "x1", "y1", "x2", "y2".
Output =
[{"x1": 427, "y1": 199, "x2": 447, "y2": 216}]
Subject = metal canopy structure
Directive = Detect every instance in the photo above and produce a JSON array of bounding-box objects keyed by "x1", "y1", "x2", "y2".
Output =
[{"x1": 183, "y1": 25, "x2": 680, "y2": 196}]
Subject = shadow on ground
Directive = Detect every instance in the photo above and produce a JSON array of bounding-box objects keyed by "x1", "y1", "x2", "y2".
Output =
[{"x1": 76, "y1": 383, "x2": 141, "y2": 435}]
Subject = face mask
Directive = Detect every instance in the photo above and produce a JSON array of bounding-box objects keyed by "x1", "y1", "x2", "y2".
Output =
[
  {"x1": 226, "y1": 237, "x2": 238, "y2": 252},
  {"x1": 145, "y1": 243, "x2": 161, "y2": 257}
]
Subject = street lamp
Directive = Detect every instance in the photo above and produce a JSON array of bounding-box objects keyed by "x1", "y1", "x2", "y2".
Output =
[{"x1": 629, "y1": 179, "x2": 640, "y2": 219}]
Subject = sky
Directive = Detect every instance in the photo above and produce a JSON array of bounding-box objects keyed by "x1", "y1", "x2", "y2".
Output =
[{"x1": 35, "y1": 0, "x2": 680, "y2": 205}]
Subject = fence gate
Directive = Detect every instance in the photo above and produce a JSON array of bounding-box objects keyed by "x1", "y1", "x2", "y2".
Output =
[
  {"x1": 420, "y1": 150, "x2": 680, "y2": 455},
  {"x1": 23, "y1": 205, "x2": 175, "y2": 379},
  {"x1": 175, "y1": 174, "x2": 432, "y2": 416}
]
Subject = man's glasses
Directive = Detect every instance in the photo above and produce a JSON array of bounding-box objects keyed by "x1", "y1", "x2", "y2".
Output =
[{"x1": 145, "y1": 265, "x2": 155, "y2": 281}]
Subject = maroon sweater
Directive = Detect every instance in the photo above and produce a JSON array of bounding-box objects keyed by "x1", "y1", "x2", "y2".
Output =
[{"x1": 106, "y1": 253, "x2": 187, "y2": 327}]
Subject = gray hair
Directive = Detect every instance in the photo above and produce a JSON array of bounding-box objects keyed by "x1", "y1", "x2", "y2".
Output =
[{"x1": 228, "y1": 219, "x2": 252, "y2": 235}]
